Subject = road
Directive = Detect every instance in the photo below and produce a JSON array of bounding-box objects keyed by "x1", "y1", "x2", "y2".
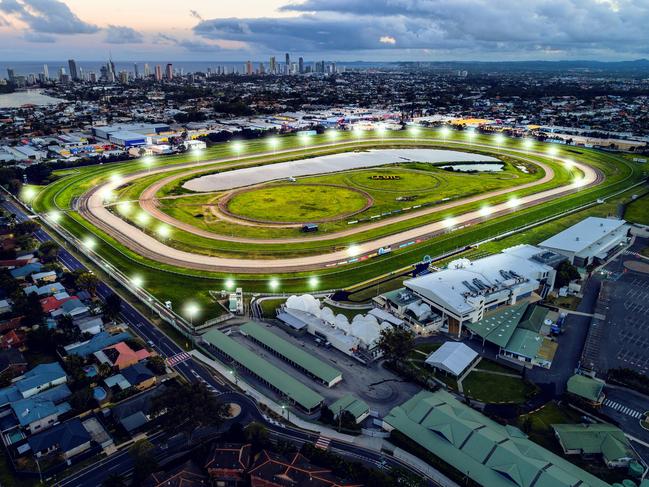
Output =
[
  {"x1": 76, "y1": 137, "x2": 602, "y2": 272},
  {"x1": 2, "y1": 198, "x2": 441, "y2": 486}
]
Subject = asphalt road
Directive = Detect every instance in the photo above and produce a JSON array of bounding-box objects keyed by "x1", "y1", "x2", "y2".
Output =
[{"x1": 2, "y1": 198, "x2": 439, "y2": 487}]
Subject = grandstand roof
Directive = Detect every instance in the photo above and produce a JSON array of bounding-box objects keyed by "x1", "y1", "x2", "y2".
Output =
[
  {"x1": 202, "y1": 329, "x2": 324, "y2": 411},
  {"x1": 384, "y1": 390, "x2": 609, "y2": 487},
  {"x1": 465, "y1": 303, "x2": 528, "y2": 348},
  {"x1": 239, "y1": 322, "x2": 342, "y2": 385}
]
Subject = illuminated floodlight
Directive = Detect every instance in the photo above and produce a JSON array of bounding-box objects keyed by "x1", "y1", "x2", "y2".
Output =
[
  {"x1": 439, "y1": 126, "x2": 451, "y2": 139},
  {"x1": 347, "y1": 244, "x2": 362, "y2": 257},
  {"x1": 269, "y1": 278, "x2": 280, "y2": 291},
  {"x1": 327, "y1": 129, "x2": 339, "y2": 140},
  {"x1": 110, "y1": 174, "x2": 123, "y2": 185},
  {"x1": 546, "y1": 145, "x2": 558, "y2": 157},
  {"x1": 131, "y1": 275, "x2": 144, "y2": 288},
  {"x1": 157, "y1": 225, "x2": 171, "y2": 238},
  {"x1": 117, "y1": 202, "x2": 132, "y2": 216},
  {"x1": 22, "y1": 187, "x2": 36, "y2": 201},
  {"x1": 309, "y1": 276, "x2": 319, "y2": 288},
  {"x1": 466, "y1": 128, "x2": 476, "y2": 142},
  {"x1": 563, "y1": 159, "x2": 574, "y2": 170},
  {"x1": 574, "y1": 177, "x2": 586, "y2": 188},
  {"x1": 48, "y1": 210, "x2": 61, "y2": 222},
  {"x1": 376, "y1": 123, "x2": 386, "y2": 136},
  {"x1": 494, "y1": 133, "x2": 506, "y2": 146},
  {"x1": 442, "y1": 217, "x2": 456, "y2": 229},
  {"x1": 100, "y1": 188, "x2": 115, "y2": 202},
  {"x1": 224, "y1": 278, "x2": 235, "y2": 290},
  {"x1": 185, "y1": 302, "x2": 199, "y2": 320},
  {"x1": 408, "y1": 125, "x2": 421, "y2": 137},
  {"x1": 522, "y1": 138, "x2": 534, "y2": 150},
  {"x1": 507, "y1": 197, "x2": 521, "y2": 208},
  {"x1": 142, "y1": 156, "x2": 155, "y2": 172},
  {"x1": 82, "y1": 237, "x2": 96, "y2": 249},
  {"x1": 267, "y1": 136, "x2": 280, "y2": 152},
  {"x1": 231, "y1": 141, "x2": 243, "y2": 158},
  {"x1": 479, "y1": 206, "x2": 492, "y2": 217},
  {"x1": 352, "y1": 125, "x2": 363, "y2": 138},
  {"x1": 136, "y1": 211, "x2": 150, "y2": 226}
]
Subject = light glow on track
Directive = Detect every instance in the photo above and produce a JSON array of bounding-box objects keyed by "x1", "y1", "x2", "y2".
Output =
[
  {"x1": 224, "y1": 279, "x2": 235, "y2": 290},
  {"x1": 131, "y1": 275, "x2": 144, "y2": 288},
  {"x1": 507, "y1": 197, "x2": 521, "y2": 208},
  {"x1": 309, "y1": 276, "x2": 319, "y2": 288},
  {"x1": 479, "y1": 206, "x2": 492, "y2": 217},
  {"x1": 347, "y1": 244, "x2": 362, "y2": 257},
  {"x1": 269, "y1": 278, "x2": 280, "y2": 290},
  {"x1": 48, "y1": 210, "x2": 61, "y2": 222},
  {"x1": 443, "y1": 217, "x2": 456, "y2": 229}
]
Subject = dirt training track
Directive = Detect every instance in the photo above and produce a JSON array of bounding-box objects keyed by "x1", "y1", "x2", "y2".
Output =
[{"x1": 78, "y1": 138, "x2": 601, "y2": 273}]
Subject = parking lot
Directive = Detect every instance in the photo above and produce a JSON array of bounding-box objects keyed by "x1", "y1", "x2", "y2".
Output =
[{"x1": 222, "y1": 321, "x2": 421, "y2": 418}]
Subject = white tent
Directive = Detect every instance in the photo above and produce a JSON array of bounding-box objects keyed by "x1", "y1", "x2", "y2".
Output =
[
  {"x1": 285, "y1": 294, "x2": 321, "y2": 317},
  {"x1": 425, "y1": 342, "x2": 479, "y2": 377}
]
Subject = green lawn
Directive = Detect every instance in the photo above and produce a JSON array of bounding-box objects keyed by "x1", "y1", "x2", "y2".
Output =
[
  {"x1": 474, "y1": 358, "x2": 520, "y2": 374},
  {"x1": 226, "y1": 184, "x2": 369, "y2": 223},
  {"x1": 624, "y1": 192, "x2": 649, "y2": 225},
  {"x1": 258, "y1": 298, "x2": 287, "y2": 318},
  {"x1": 462, "y1": 370, "x2": 537, "y2": 403}
]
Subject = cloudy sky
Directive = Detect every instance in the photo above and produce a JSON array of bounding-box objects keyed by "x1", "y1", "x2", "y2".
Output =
[{"x1": 0, "y1": 0, "x2": 647, "y2": 62}]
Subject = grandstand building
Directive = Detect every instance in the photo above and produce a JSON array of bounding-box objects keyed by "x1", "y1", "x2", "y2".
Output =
[{"x1": 403, "y1": 245, "x2": 563, "y2": 336}]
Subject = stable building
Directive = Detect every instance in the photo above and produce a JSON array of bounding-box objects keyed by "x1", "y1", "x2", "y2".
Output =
[
  {"x1": 539, "y1": 217, "x2": 629, "y2": 267},
  {"x1": 552, "y1": 424, "x2": 638, "y2": 469}
]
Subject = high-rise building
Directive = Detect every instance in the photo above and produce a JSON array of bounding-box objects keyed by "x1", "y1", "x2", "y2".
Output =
[
  {"x1": 144, "y1": 63, "x2": 151, "y2": 78},
  {"x1": 165, "y1": 63, "x2": 173, "y2": 80},
  {"x1": 269, "y1": 56, "x2": 276, "y2": 74},
  {"x1": 119, "y1": 70, "x2": 129, "y2": 84},
  {"x1": 298, "y1": 57, "x2": 304, "y2": 74},
  {"x1": 258, "y1": 63, "x2": 265, "y2": 75},
  {"x1": 42, "y1": 64, "x2": 49, "y2": 80},
  {"x1": 6, "y1": 68, "x2": 15, "y2": 82},
  {"x1": 155, "y1": 64, "x2": 163, "y2": 82},
  {"x1": 246, "y1": 60, "x2": 253, "y2": 75},
  {"x1": 89, "y1": 72, "x2": 97, "y2": 83},
  {"x1": 285, "y1": 52, "x2": 290, "y2": 69},
  {"x1": 134, "y1": 63, "x2": 139, "y2": 79},
  {"x1": 68, "y1": 59, "x2": 78, "y2": 81}
]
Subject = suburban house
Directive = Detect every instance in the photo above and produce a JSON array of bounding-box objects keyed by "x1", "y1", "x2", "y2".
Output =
[
  {"x1": 28, "y1": 417, "x2": 92, "y2": 460},
  {"x1": 205, "y1": 443, "x2": 251, "y2": 486}
]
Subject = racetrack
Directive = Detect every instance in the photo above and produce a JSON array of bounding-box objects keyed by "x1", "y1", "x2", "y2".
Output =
[{"x1": 77, "y1": 138, "x2": 601, "y2": 273}]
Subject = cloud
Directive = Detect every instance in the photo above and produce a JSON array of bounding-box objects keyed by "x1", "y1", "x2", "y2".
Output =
[
  {"x1": 189, "y1": 9, "x2": 203, "y2": 21},
  {"x1": 194, "y1": 0, "x2": 649, "y2": 58},
  {"x1": 23, "y1": 31, "x2": 55, "y2": 42},
  {"x1": 153, "y1": 32, "x2": 220, "y2": 52},
  {"x1": 0, "y1": 0, "x2": 98, "y2": 34},
  {"x1": 104, "y1": 24, "x2": 143, "y2": 44}
]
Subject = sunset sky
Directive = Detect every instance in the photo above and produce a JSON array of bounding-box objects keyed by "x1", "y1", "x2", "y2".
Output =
[{"x1": 0, "y1": 0, "x2": 646, "y2": 61}]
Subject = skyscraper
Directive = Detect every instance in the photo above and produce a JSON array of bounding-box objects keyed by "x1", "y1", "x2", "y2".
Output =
[
  {"x1": 285, "y1": 52, "x2": 290, "y2": 67},
  {"x1": 298, "y1": 57, "x2": 304, "y2": 74},
  {"x1": 6, "y1": 68, "x2": 15, "y2": 82},
  {"x1": 155, "y1": 64, "x2": 163, "y2": 82},
  {"x1": 144, "y1": 63, "x2": 151, "y2": 78},
  {"x1": 165, "y1": 63, "x2": 173, "y2": 80},
  {"x1": 68, "y1": 59, "x2": 78, "y2": 81},
  {"x1": 42, "y1": 64, "x2": 49, "y2": 80},
  {"x1": 246, "y1": 60, "x2": 253, "y2": 75},
  {"x1": 269, "y1": 56, "x2": 276, "y2": 74},
  {"x1": 134, "y1": 63, "x2": 139, "y2": 79}
]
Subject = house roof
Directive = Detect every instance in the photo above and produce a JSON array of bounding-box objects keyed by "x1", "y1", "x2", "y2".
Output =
[
  {"x1": 11, "y1": 385, "x2": 72, "y2": 427},
  {"x1": 329, "y1": 394, "x2": 370, "y2": 420},
  {"x1": 425, "y1": 342, "x2": 478, "y2": 376},
  {"x1": 121, "y1": 363, "x2": 155, "y2": 386},
  {"x1": 566, "y1": 375, "x2": 605, "y2": 402},
  {"x1": 503, "y1": 328, "x2": 544, "y2": 360},
  {"x1": 40, "y1": 295, "x2": 77, "y2": 313},
  {"x1": 95, "y1": 342, "x2": 150, "y2": 368},
  {"x1": 0, "y1": 348, "x2": 26, "y2": 372},
  {"x1": 10, "y1": 263, "x2": 42, "y2": 279},
  {"x1": 144, "y1": 460, "x2": 208, "y2": 487},
  {"x1": 205, "y1": 443, "x2": 251, "y2": 471},
  {"x1": 104, "y1": 374, "x2": 130, "y2": 390},
  {"x1": 64, "y1": 332, "x2": 131, "y2": 357},
  {"x1": 552, "y1": 424, "x2": 635, "y2": 463},
  {"x1": 28, "y1": 418, "x2": 90, "y2": 454},
  {"x1": 383, "y1": 389, "x2": 610, "y2": 487},
  {"x1": 16, "y1": 362, "x2": 66, "y2": 395},
  {"x1": 249, "y1": 450, "x2": 361, "y2": 487}
]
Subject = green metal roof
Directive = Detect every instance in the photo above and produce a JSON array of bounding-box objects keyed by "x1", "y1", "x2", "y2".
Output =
[
  {"x1": 566, "y1": 375, "x2": 605, "y2": 402},
  {"x1": 552, "y1": 424, "x2": 635, "y2": 464},
  {"x1": 503, "y1": 328, "x2": 544, "y2": 359},
  {"x1": 518, "y1": 305, "x2": 549, "y2": 333},
  {"x1": 384, "y1": 389, "x2": 610, "y2": 487},
  {"x1": 465, "y1": 303, "x2": 528, "y2": 348},
  {"x1": 240, "y1": 322, "x2": 342, "y2": 384},
  {"x1": 202, "y1": 329, "x2": 324, "y2": 411},
  {"x1": 329, "y1": 394, "x2": 369, "y2": 420}
]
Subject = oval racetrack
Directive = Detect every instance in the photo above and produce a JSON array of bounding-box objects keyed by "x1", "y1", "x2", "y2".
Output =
[{"x1": 77, "y1": 138, "x2": 601, "y2": 273}]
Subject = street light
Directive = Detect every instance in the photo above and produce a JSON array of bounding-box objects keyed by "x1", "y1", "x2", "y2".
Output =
[
  {"x1": 21, "y1": 186, "x2": 36, "y2": 202},
  {"x1": 83, "y1": 237, "x2": 96, "y2": 249},
  {"x1": 185, "y1": 302, "x2": 199, "y2": 327},
  {"x1": 131, "y1": 275, "x2": 144, "y2": 288}
]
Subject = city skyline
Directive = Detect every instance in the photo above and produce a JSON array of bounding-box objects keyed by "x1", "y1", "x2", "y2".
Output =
[{"x1": 0, "y1": 0, "x2": 647, "y2": 62}]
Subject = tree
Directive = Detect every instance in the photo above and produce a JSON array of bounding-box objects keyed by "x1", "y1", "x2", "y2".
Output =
[
  {"x1": 377, "y1": 327, "x2": 415, "y2": 365},
  {"x1": 13, "y1": 292, "x2": 44, "y2": 326},
  {"x1": 147, "y1": 356, "x2": 166, "y2": 375},
  {"x1": 555, "y1": 261, "x2": 581, "y2": 288},
  {"x1": 38, "y1": 240, "x2": 60, "y2": 263},
  {"x1": 70, "y1": 387, "x2": 94, "y2": 412},
  {"x1": 244, "y1": 422, "x2": 270, "y2": 449},
  {"x1": 101, "y1": 293, "x2": 122, "y2": 321},
  {"x1": 76, "y1": 272, "x2": 99, "y2": 295},
  {"x1": 150, "y1": 382, "x2": 230, "y2": 440},
  {"x1": 129, "y1": 439, "x2": 158, "y2": 484}
]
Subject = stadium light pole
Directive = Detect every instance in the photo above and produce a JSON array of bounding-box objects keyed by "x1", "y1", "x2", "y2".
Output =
[
  {"x1": 185, "y1": 302, "x2": 199, "y2": 328},
  {"x1": 466, "y1": 128, "x2": 476, "y2": 146},
  {"x1": 408, "y1": 125, "x2": 421, "y2": 139},
  {"x1": 522, "y1": 138, "x2": 533, "y2": 153},
  {"x1": 494, "y1": 133, "x2": 505, "y2": 154},
  {"x1": 439, "y1": 125, "x2": 451, "y2": 143},
  {"x1": 142, "y1": 156, "x2": 154, "y2": 174},
  {"x1": 232, "y1": 141, "x2": 243, "y2": 160},
  {"x1": 268, "y1": 136, "x2": 280, "y2": 155}
]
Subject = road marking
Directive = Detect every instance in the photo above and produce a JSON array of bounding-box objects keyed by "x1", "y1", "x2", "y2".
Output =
[
  {"x1": 166, "y1": 351, "x2": 192, "y2": 367},
  {"x1": 604, "y1": 399, "x2": 644, "y2": 419},
  {"x1": 315, "y1": 436, "x2": 331, "y2": 450}
]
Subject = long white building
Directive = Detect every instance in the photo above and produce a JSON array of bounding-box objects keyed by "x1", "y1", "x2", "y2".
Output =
[
  {"x1": 538, "y1": 217, "x2": 629, "y2": 267},
  {"x1": 404, "y1": 245, "x2": 561, "y2": 336}
]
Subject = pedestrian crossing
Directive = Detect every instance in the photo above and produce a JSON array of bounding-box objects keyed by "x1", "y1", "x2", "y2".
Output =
[
  {"x1": 603, "y1": 399, "x2": 645, "y2": 419},
  {"x1": 314, "y1": 436, "x2": 331, "y2": 450},
  {"x1": 166, "y1": 351, "x2": 192, "y2": 367}
]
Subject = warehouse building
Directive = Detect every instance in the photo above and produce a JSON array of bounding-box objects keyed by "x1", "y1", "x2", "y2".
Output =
[
  {"x1": 552, "y1": 424, "x2": 638, "y2": 469},
  {"x1": 329, "y1": 395, "x2": 370, "y2": 424},
  {"x1": 539, "y1": 217, "x2": 629, "y2": 267},
  {"x1": 201, "y1": 329, "x2": 324, "y2": 413},
  {"x1": 383, "y1": 389, "x2": 610, "y2": 487},
  {"x1": 239, "y1": 322, "x2": 342, "y2": 387},
  {"x1": 404, "y1": 245, "x2": 559, "y2": 336},
  {"x1": 424, "y1": 342, "x2": 479, "y2": 377}
]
